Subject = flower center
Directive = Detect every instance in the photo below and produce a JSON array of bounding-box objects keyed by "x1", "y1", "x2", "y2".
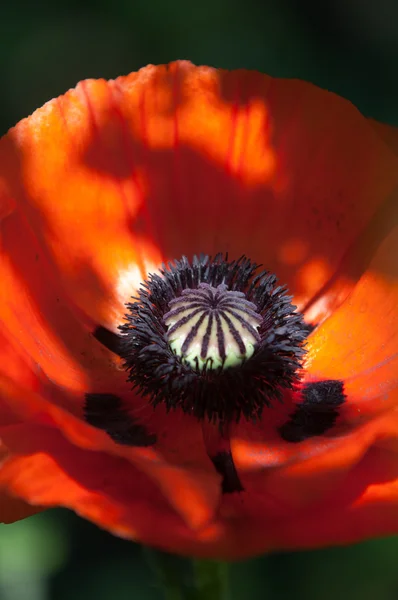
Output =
[
  {"x1": 119, "y1": 254, "x2": 308, "y2": 424},
  {"x1": 164, "y1": 283, "x2": 262, "y2": 370}
]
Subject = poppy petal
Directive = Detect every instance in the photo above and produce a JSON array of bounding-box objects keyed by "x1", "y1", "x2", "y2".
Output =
[
  {"x1": 2, "y1": 62, "x2": 398, "y2": 333},
  {"x1": 261, "y1": 416, "x2": 398, "y2": 552},
  {"x1": 226, "y1": 445, "x2": 398, "y2": 557},
  {"x1": 0, "y1": 77, "x2": 163, "y2": 331},
  {"x1": 0, "y1": 206, "x2": 134, "y2": 410},
  {"x1": 0, "y1": 326, "x2": 41, "y2": 400},
  {"x1": 0, "y1": 425, "x2": 214, "y2": 551},
  {"x1": 0, "y1": 489, "x2": 43, "y2": 523},
  {"x1": 0, "y1": 441, "x2": 44, "y2": 523},
  {"x1": 225, "y1": 409, "x2": 398, "y2": 554},
  {"x1": 370, "y1": 120, "x2": 398, "y2": 155},
  {"x1": 0, "y1": 374, "x2": 220, "y2": 530},
  {"x1": 1, "y1": 412, "x2": 397, "y2": 558},
  {"x1": 306, "y1": 223, "x2": 398, "y2": 411}
]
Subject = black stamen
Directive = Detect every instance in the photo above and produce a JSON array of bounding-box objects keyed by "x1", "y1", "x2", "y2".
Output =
[{"x1": 119, "y1": 254, "x2": 309, "y2": 424}]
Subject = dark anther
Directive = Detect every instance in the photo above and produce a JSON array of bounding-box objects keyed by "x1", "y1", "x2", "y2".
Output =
[
  {"x1": 278, "y1": 380, "x2": 346, "y2": 443},
  {"x1": 93, "y1": 326, "x2": 124, "y2": 357},
  {"x1": 84, "y1": 393, "x2": 157, "y2": 446},
  {"x1": 210, "y1": 451, "x2": 244, "y2": 494},
  {"x1": 119, "y1": 254, "x2": 308, "y2": 425}
]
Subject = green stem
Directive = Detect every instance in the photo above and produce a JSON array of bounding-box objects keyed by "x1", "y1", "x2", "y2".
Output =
[
  {"x1": 143, "y1": 547, "x2": 196, "y2": 600},
  {"x1": 143, "y1": 547, "x2": 231, "y2": 600},
  {"x1": 193, "y1": 559, "x2": 230, "y2": 600}
]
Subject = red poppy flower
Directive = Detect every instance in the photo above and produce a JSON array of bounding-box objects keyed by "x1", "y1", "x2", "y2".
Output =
[{"x1": 0, "y1": 61, "x2": 397, "y2": 559}]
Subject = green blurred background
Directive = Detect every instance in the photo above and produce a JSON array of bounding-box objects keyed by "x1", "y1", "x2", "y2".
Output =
[{"x1": 1, "y1": 0, "x2": 398, "y2": 598}]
